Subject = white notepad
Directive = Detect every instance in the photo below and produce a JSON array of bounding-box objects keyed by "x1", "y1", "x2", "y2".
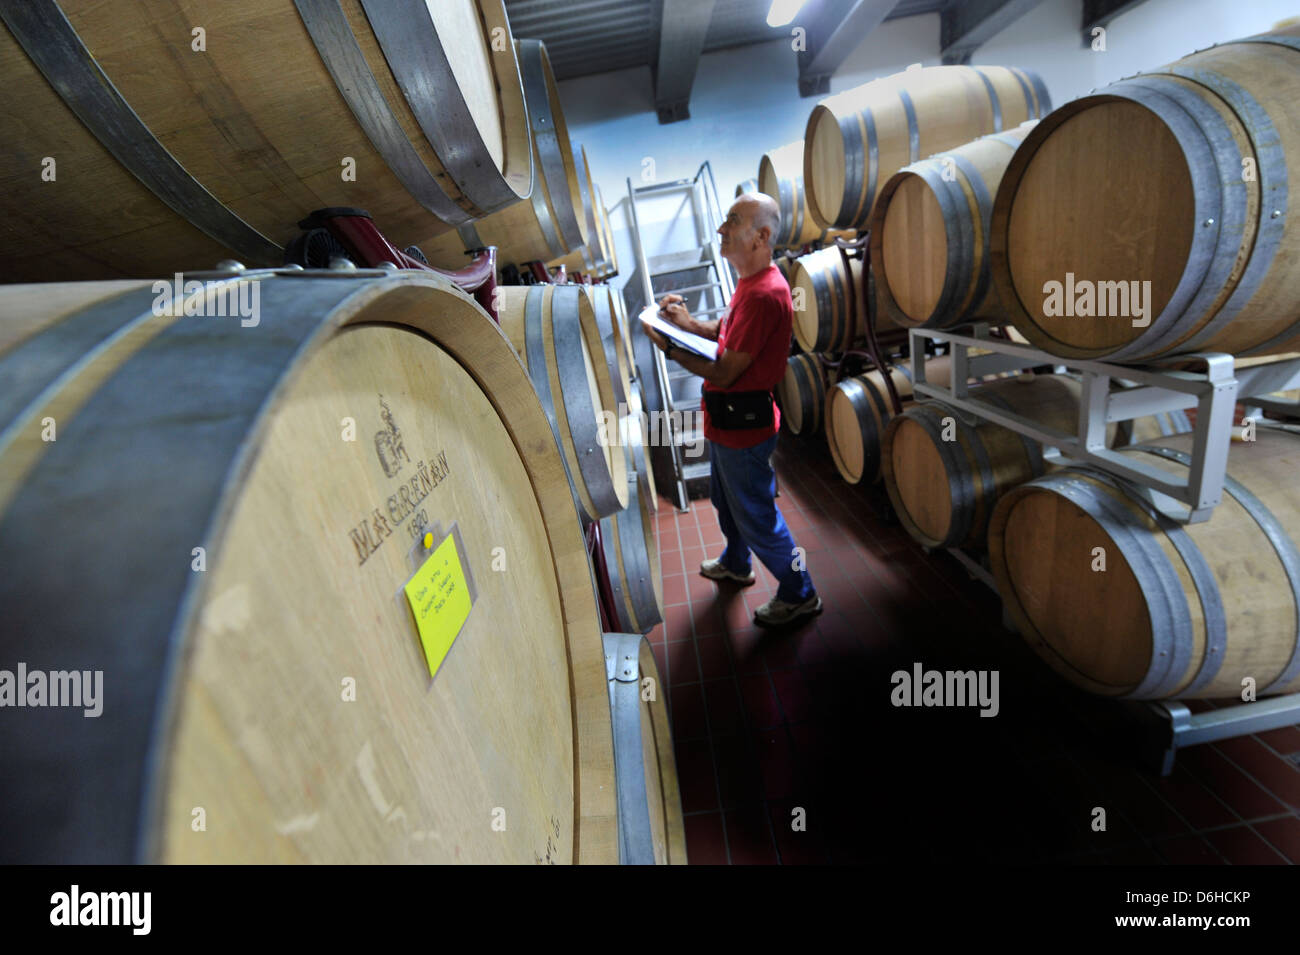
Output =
[{"x1": 637, "y1": 306, "x2": 719, "y2": 360}]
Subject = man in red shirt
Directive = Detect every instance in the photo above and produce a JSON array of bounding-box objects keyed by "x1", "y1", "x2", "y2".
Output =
[{"x1": 643, "y1": 193, "x2": 820, "y2": 627}]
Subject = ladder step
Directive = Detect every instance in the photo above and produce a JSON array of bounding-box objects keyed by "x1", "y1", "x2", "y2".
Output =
[{"x1": 653, "y1": 282, "x2": 724, "y2": 296}]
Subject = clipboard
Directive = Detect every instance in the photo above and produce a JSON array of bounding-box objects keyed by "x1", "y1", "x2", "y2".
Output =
[{"x1": 637, "y1": 306, "x2": 719, "y2": 360}]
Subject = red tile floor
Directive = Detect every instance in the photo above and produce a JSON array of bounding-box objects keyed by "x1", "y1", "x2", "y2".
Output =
[{"x1": 645, "y1": 431, "x2": 1300, "y2": 865}]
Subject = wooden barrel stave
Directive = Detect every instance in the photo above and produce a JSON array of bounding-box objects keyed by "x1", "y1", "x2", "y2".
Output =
[
  {"x1": 424, "y1": 39, "x2": 588, "y2": 269},
  {"x1": 0, "y1": 275, "x2": 616, "y2": 863},
  {"x1": 759, "y1": 141, "x2": 823, "y2": 248},
  {"x1": 990, "y1": 429, "x2": 1300, "y2": 699},
  {"x1": 587, "y1": 285, "x2": 634, "y2": 407},
  {"x1": 0, "y1": 0, "x2": 531, "y2": 281},
  {"x1": 497, "y1": 285, "x2": 629, "y2": 522},
  {"x1": 599, "y1": 462, "x2": 663, "y2": 634},
  {"x1": 776, "y1": 352, "x2": 826, "y2": 435}
]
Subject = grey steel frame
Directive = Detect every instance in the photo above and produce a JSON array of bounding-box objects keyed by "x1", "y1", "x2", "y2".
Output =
[
  {"x1": 906, "y1": 325, "x2": 1300, "y2": 774},
  {"x1": 907, "y1": 324, "x2": 1300, "y2": 523}
]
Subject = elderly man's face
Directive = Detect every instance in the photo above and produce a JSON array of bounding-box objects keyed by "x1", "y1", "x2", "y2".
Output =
[{"x1": 718, "y1": 200, "x2": 758, "y2": 257}]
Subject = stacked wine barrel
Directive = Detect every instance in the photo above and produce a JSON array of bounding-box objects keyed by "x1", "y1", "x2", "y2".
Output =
[
  {"x1": 871, "y1": 122, "x2": 1038, "y2": 329},
  {"x1": 424, "y1": 39, "x2": 591, "y2": 269},
  {"x1": 989, "y1": 25, "x2": 1300, "y2": 360},
  {"x1": 789, "y1": 246, "x2": 895, "y2": 353},
  {"x1": 803, "y1": 64, "x2": 1051, "y2": 232},
  {"x1": 549, "y1": 146, "x2": 619, "y2": 279},
  {"x1": 0, "y1": 0, "x2": 535, "y2": 281},
  {"x1": 826, "y1": 356, "x2": 956, "y2": 485},
  {"x1": 0, "y1": 275, "x2": 618, "y2": 863},
  {"x1": 990, "y1": 429, "x2": 1300, "y2": 700}
]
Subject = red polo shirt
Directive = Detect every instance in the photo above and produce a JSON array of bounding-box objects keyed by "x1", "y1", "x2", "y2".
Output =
[{"x1": 702, "y1": 263, "x2": 792, "y2": 449}]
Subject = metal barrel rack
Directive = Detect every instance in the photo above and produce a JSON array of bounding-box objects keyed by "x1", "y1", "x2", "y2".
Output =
[{"x1": 906, "y1": 324, "x2": 1300, "y2": 773}]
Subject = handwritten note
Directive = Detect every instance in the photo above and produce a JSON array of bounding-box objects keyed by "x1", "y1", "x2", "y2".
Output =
[{"x1": 402, "y1": 530, "x2": 473, "y2": 678}]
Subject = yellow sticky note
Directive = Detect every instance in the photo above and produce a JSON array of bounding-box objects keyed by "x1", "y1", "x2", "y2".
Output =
[{"x1": 403, "y1": 532, "x2": 473, "y2": 678}]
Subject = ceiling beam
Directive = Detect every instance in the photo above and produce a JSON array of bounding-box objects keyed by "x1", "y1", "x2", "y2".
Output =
[
  {"x1": 1080, "y1": 0, "x2": 1151, "y2": 47},
  {"x1": 940, "y1": 0, "x2": 1046, "y2": 65},
  {"x1": 797, "y1": 0, "x2": 898, "y2": 98},
  {"x1": 653, "y1": 0, "x2": 717, "y2": 123}
]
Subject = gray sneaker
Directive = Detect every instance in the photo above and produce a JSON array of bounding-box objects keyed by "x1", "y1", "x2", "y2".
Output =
[
  {"x1": 754, "y1": 593, "x2": 822, "y2": 628},
  {"x1": 700, "y1": 558, "x2": 756, "y2": 586}
]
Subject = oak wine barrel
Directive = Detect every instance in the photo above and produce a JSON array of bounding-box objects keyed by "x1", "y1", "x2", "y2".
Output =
[
  {"x1": 826, "y1": 356, "x2": 956, "y2": 485},
  {"x1": 871, "y1": 123, "x2": 1036, "y2": 329},
  {"x1": 776, "y1": 352, "x2": 826, "y2": 435},
  {"x1": 598, "y1": 457, "x2": 663, "y2": 635},
  {"x1": 803, "y1": 64, "x2": 1050, "y2": 231},
  {"x1": 789, "y1": 247, "x2": 890, "y2": 353},
  {"x1": 496, "y1": 285, "x2": 629, "y2": 522},
  {"x1": 759, "y1": 141, "x2": 823, "y2": 248},
  {"x1": 425, "y1": 39, "x2": 588, "y2": 268},
  {"x1": 989, "y1": 429, "x2": 1300, "y2": 699},
  {"x1": 882, "y1": 374, "x2": 1081, "y2": 549},
  {"x1": 0, "y1": 0, "x2": 531, "y2": 281},
  {"x1": 588, "y1": 284, "x2": 634, "y2": 407},
  {"x1": 0, "y1": 274, "x2": 616, "y2": 863},
  {"x1": 603, "y1": 633, "x2": 687, "y2": 864},
  {"x1": 990, "y1": 25, "x2": 1300, "y2": 361},
  {"x1": 549, "y1": 144, "x2": 608, "y2": 277}
]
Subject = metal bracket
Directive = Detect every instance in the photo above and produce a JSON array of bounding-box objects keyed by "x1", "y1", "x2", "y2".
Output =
[{"x1": 908, "y1": 327, "x2": 1300, "y2": 523}]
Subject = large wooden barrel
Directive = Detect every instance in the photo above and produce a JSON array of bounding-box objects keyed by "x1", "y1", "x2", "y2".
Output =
[
  {"x1": 587, "y1": 284, "x2": 634, "y2": 407},
  {"x1": 425, "y1": 39, "x2": 588, "y2": 269},
  {"x1": 990, "y1": 429, "x2": 1300, "y2": 699},
  {"x1": 826, "y1": 356, "x2": 956, "y2": 485},
  {"x1": 789, "y1": 247, "x2": 889, "y2": 352},
  {"x1": 549, "y1": 145, "x2": 608, "y2": 277},
  {"x1": 598, "y1": 461, "x2": 663, "y2": 634},
  {"x1": 0, "y1": 274, "x2": 616, "y2": 863},
  {"x1": 603, "y1": 633, "x2": 687, "y2": 864},
  {"x1": 497, "y1": 285, "x2": 628, "y2": 522},
  {"x1": 803, "y1": 64, "x2": 1050, "y2": 232},
  {"x1": 871, "y1": 123, "x2": 1036, "y2": 329},
  {"x1": 0, "y1": 0, "x2": 531, "y2": 282},
  {"x1": 882, "y1": 374, "x2": 1081, "y2": 549},
  {"x1": 776, "y1": 353, "x2": 826, "y2": 435},
  {"x1": 759, "y1": 141, "x2": 823, "y2": 248},
  {"x1": 990, "y1": 26, "x2": 1300, "y2": 362}
]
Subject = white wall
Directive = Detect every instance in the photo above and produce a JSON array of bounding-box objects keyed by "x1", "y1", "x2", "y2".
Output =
[
  {"x1": 559, "y1": 13, "x2": 939, "y2": 224},
  {"x1": 976, "y1": 0, "x2": 1297, "y2": 110}
]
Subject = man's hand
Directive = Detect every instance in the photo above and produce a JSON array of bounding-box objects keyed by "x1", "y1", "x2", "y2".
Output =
[
  {"x1": 644, "y1": 324, "x2": 671, "y2": 353},
  {"x1": 658, "y1": 293, "x2": 692, "y2": 329}
]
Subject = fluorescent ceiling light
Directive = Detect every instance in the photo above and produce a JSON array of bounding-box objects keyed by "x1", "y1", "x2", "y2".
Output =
[{"x1": 767, "y1": 0, "x2": 808, "y2": 28}]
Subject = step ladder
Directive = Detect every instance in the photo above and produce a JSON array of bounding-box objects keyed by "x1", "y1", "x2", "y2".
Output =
[{"x1": 623, "y1": 161, "x2": 735, "y2": 510}]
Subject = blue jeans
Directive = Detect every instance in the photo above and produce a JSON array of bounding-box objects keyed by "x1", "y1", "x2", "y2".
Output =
[{"x1": 709, "y1": 434, "x2": 815, "y2": 604}]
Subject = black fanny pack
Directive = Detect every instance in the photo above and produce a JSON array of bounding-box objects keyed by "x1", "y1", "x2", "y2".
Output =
[{"x1": 704, "y1": 389, "x2": 774, "y2": 430}]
